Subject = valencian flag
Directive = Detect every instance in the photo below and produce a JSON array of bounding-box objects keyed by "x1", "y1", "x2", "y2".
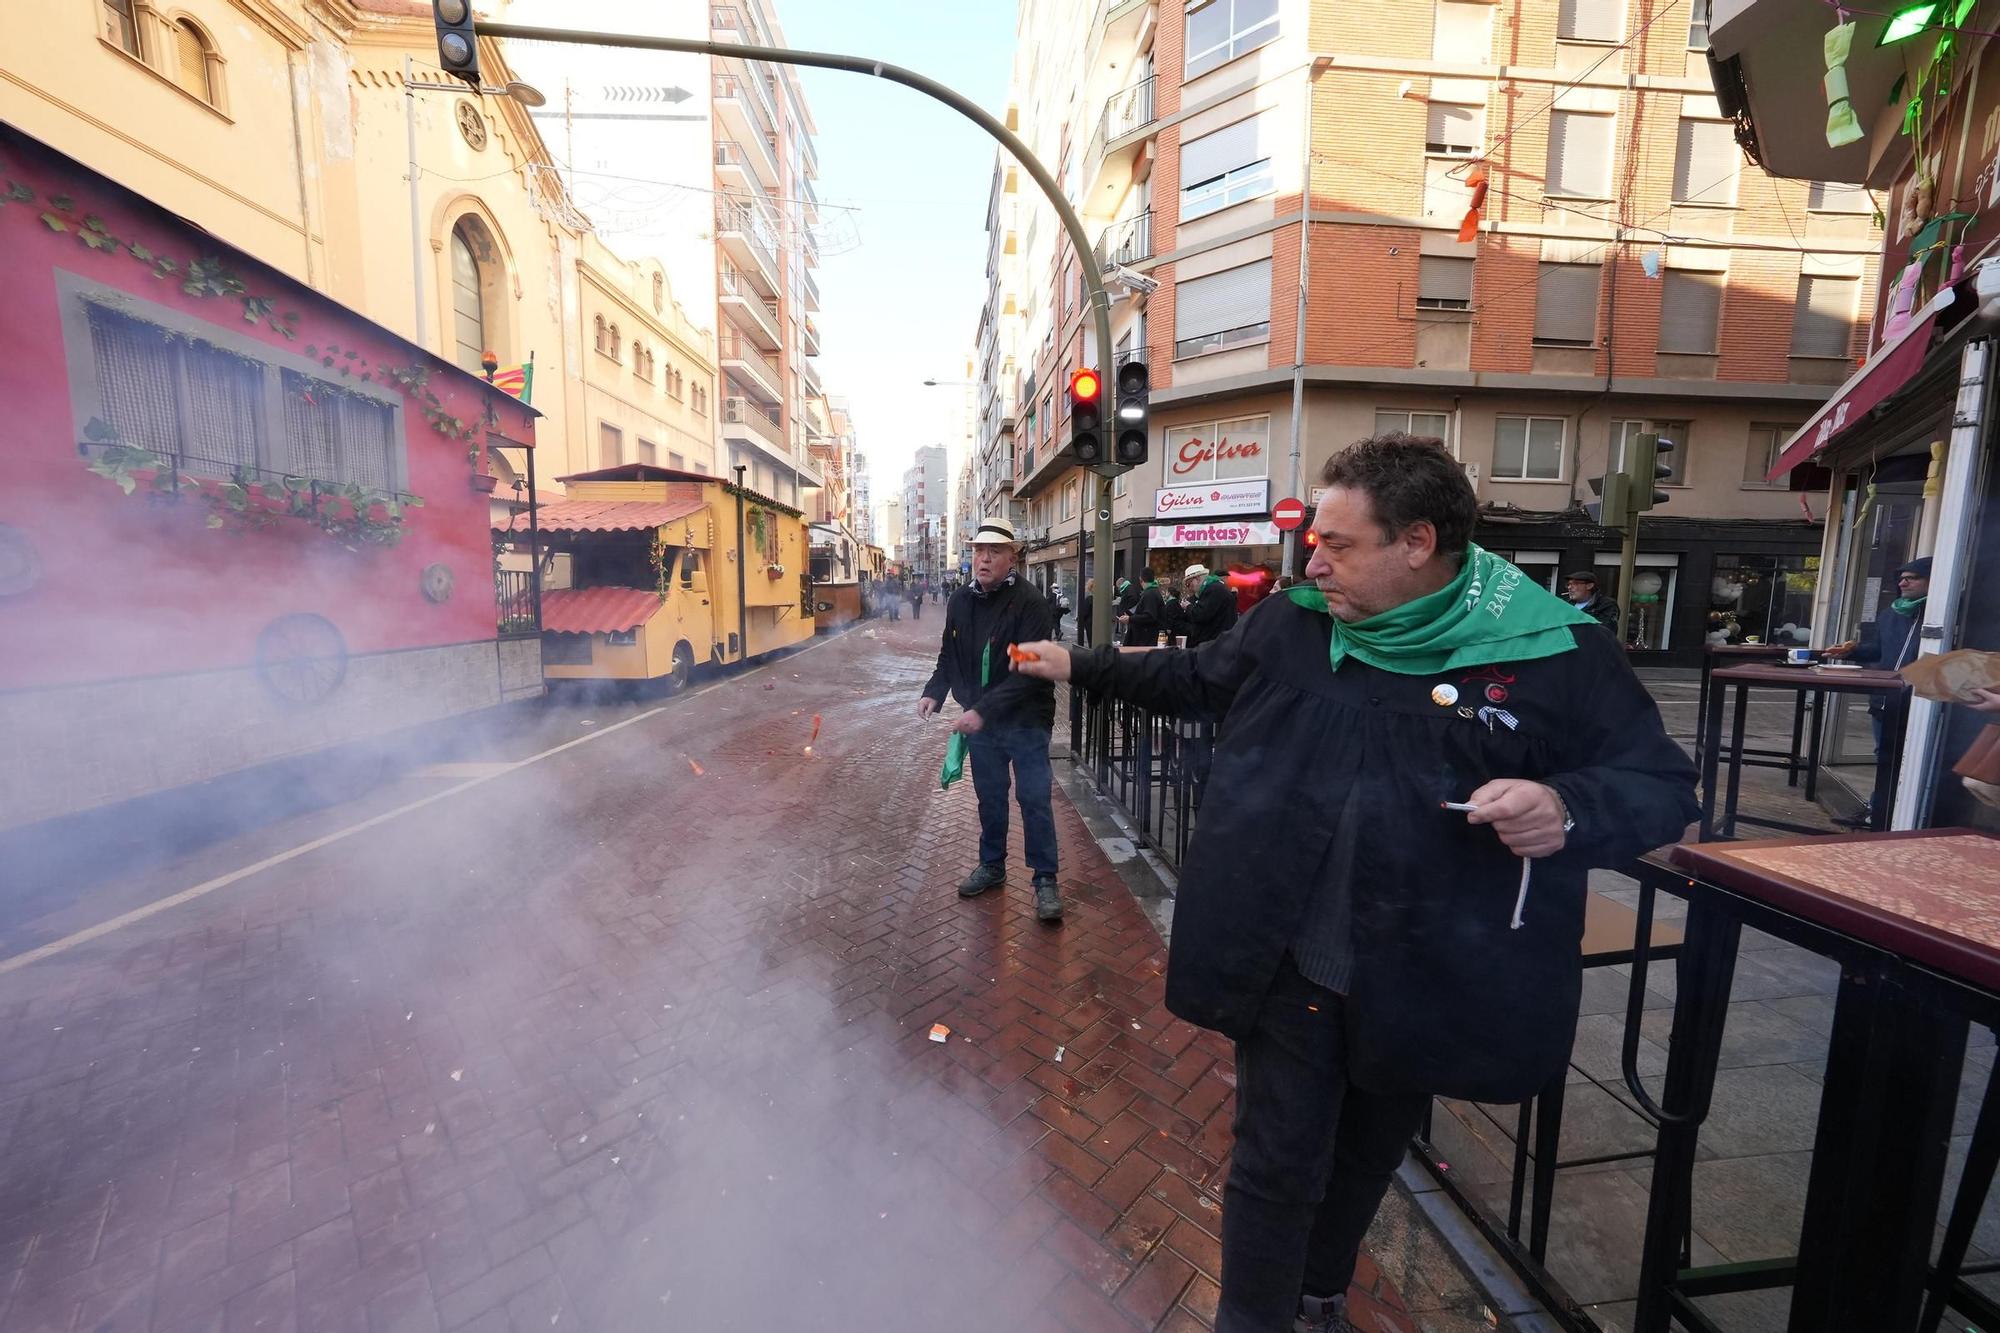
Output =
[{"x1": 489, "y1": 356, "x2": 533, "y2": 404}]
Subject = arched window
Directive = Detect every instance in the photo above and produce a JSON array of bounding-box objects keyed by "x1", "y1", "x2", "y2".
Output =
[
  {"x1": 449, "y1": 222, "x2": 487, "y2": 374},
  {"x1": 171, "y1": 19, "x2": 220, "y2": 105},
  {"x1": 593, "y1": 315, "x2": 607, "y2": 355},
  {"x1": 609, "y1": 323, "x2": 622, "y2": 361}
]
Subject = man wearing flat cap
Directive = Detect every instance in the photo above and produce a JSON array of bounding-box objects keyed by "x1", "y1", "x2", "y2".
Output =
[
  {"x1": 1562, "y1": 571, "x2": 1620, "y2": 632},
  {"x1": 918, "y1": 517, "x2": 1064, "y2": 922}
]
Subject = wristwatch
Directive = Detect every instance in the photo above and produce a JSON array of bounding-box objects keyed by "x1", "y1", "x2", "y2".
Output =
[{"x1": 1549, "y1": 786, "x2": 1577, "y2": 833}]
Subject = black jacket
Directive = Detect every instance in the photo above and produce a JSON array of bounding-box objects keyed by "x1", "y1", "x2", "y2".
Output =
[
  {"x1": 1184, "y1": 577, "x2": 1239, "y2": 647},
  {"x1": 1068, "y1": 596, "x2": 1696, "y2": 1102},
  {"x1": 1576, "y1": 594, "x2": 1620, "y2": 631},
  {"x1": 1125, "y1": 583, "x2": 1169, "y2": 646},
  {"x1": 923, "y1": 576, "x2": 1055, "y2": 730},
  {"x1": 1852, "y1": 598, "x2": 1924, "y2": 715}
]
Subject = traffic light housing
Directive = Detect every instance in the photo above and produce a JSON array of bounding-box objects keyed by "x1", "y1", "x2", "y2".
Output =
[
  {"x1": 1069, "y1": 367, "x2": 1104, "y2": 466},
  {"x1": 1629, "y1": 433, "x2": 1675, "y2": 512},
  {"x1": 1589, "y1": 471, "x2": 1632, "y2": 530},
  {"x1": 1114, "y1": 357, "x2": 1149, "y2": 466},
  {"x1": 433, "y1": 0, "x2": 481, "y2": 87}
]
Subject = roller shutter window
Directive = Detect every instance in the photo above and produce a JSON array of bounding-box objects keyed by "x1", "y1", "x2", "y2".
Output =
[
  {"x1": 1533, "y1": 262, "x2": 1601, "y2": 345},
  {"x1": 1174, "y1": 260, "x2": 1273, "y2": 357},
  {"x1": 1658, "y1": 270, "x2": 1723, "y2": 354}
]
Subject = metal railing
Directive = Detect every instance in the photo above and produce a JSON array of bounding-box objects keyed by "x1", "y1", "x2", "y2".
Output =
[
  {"x1": 1096, "y1": 209, "x2": 1154, "y2": 267},
  {"x1": 1086, "y1": 74, "x2": 1157, "y2": 177},
  {"x1": 495, "y1": 568, "x2": 538, "y2": 637},
  {"x1": 1069, "y1": 685, "x2": 1214, "y2": 871},
  {"x1": 724, "y1": 396, "x2": 783, "y2": 446},
  {"x1": 712, "y1": 70, "x2": 777, "y2": 139},
  {"x1": 715, "y1": 202, "x2": 778, "y2": 277},
  {"x1": 719, "y1": 333, "x2": 780, "y2": 378}
]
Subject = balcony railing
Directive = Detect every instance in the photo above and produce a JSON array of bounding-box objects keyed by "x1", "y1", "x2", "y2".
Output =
[
  {"x1": 1096, "y1": 210, "x2": 1154, "y2": 267},
  {"x1": 715, "y1": 202, "x2": 778, "y2": 280},
  {"x1": 802, "y1": 269, "x2": 821, "y2": 311},
  {"x1": 712, "y1": 70, "x2": 776, "y2": 140},
  {"x1": 1086, "y1": 74, "x2": 1157, "y2": 177},
  {"x1": 723, "y1": 396, "x2": 783, "y2": 447},
  {"x1": 495, "y1": 568, "x2": 539, "y2": 638}
]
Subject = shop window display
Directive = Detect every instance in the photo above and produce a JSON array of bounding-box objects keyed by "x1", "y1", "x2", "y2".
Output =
[{"x1": 1707, "y1": 554, "x2": 1819, "y2": 646}]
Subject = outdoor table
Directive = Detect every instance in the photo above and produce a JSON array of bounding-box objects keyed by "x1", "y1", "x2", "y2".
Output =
[
  {"x1": 1625, "y1": 830, "x2": 2000, "y2": 1333},
  {"x1": 1693, "y1": 644, "x2": 1806, "y2": 778},
  {"x1": 1699, "y1": 662, "x2": 1910, "y2": 840}
]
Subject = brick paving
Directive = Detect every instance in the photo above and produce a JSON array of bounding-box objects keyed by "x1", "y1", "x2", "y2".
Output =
[{"x1": 0, "y1": 617, "x2": 1420, "y2": 1332}]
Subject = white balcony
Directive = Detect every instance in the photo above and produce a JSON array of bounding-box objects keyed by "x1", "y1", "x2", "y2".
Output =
[
  {"x1": 715, "y1": 203, "x2": 779, "y2": 295},
  {"x1": 722, "y1": 395, "x2": 783, "y2": 452},
  {"x1": 801, "y1": 314, "x2": 821, "y2": 357},
  {"x1": 802, "y1": 269, "x2": 820, "y2": 312},
  {"x1": 711, "y1": 82, "x2": 780, "y2": 186},
  {"x1": 720, "y1": 269, "x2": 781, "y2": 351},
  {"x1": 721, "y1": 335, "x2": 782, "y2": 404}
]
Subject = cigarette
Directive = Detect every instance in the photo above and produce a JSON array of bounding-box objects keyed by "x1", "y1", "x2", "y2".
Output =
[
  {"x1": 1511, "y1": 859, "x2": 1532, "y2": 930},
  {"x1": 1440, "y1": 801, "x2": 1479, "y2": 813}
]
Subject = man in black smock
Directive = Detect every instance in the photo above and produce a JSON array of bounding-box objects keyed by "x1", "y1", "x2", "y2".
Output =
[{"x1": 1012, "y1": 434, "x2": 1696, "y2": 1332}]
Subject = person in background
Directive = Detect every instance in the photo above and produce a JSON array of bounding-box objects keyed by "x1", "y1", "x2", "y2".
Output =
[
  {"x1": 918, "y1": 518, "x2": 1063, "y2": 922},
  {"x1": 1079, "y1": 579, "x2": 1095, "y2": 649},
  {"x1": 1563, "y1": 571, "x2": 1620, "y2": 632},
  {"x1": 886, "y1": 574, "x2": 902, "y2": 622},
  {"x1": 1125, "y1": 569, "x2": 1169, "y2": 647},
  {"x1": 1825, "y1": 555, "x2": 1931, "y2": 827},
  {"x1": 1052, "y1": 585, "x2": 1072, "y2": 642},
  {"x1": 1006, "y1": 433, "x2": 1695, "y2": 1333},
  {"x1": 907, "y1": 577, "x2": 925, "y2": 621},
  {"x1": 1182, "y1": 563, "x2": 1240, "y2": 648}
]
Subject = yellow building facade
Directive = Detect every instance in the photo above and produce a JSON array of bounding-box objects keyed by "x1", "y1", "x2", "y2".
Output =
[{"x1": 0, "y1": 0, "x2": 718, "y2": 493}]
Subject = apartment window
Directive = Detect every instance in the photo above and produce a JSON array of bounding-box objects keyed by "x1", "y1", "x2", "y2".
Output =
[
  {"x1": 1423, "y1": 159, "x2": 1474, "y2": 221},
  {"x1": 78, "y1": 297, "x2": 402, "y2": 489},
  {"x1": 171, "y1": 20, "x2": 220, "y2": 105},
  {"x1": 1674, "y1": 118, "x2": 1739, "y2": 205},
  {"x1": 1061, "y1": 480, "x2": 1078, "y2": 521},
  {"x1": 1417, "y1": 256, "x2": 1473, "y2": 311},
  {"x1": 1808, "y1": 181, "x2": 1872, "y2": 213},
  {"x1": 1493, "y1": 416, "x2": 1566, "y2": 481},
  {"x1": 1688, "y1": 0, "x2": 1712, "y2": 48},
  {"x1": 1433, "y1": 1, "x2": 1494, "y2": 62},
  {"x1": 600, "y1": 421, "x2": 623, "y2": 465},
  {"x1": 1185, "y1": 0, "x2": 1280, "y2": 78},
  {"x1": 1426, "y1": 103, "x2": 1485, "y2": 157},
  {"x1": 102, "y1": 0, "x2": 142, "y2": 56},
  {"x1": 1181, "y1": 115, "x2": 1275, "y2": 221},
  {"x1": 1658, "y1": 269, "x2": 1723, "y2": 354},
  {"x1": 637, "y1": 437, "x2": 658, "y2": 466},
  {"x1": 1533, "y1": 262, "x2": 1600, "y2": 346},
  {"x1": 1743, "y1": 423, "x2": 1798, "y2": 486},
  {"x1": 1547, "y1": 111, "x2": 1613, "y2": 198},
  {"x1": 1376, "y1": 410, "x2": 1451, "y2": 441},
  {"x1": 1792, "y1": 274, "x2": 1857, "y2": 358},
  {"x1": 1611, "y1": 419, "x2": 1688, "y2": 484},
  {"x1": 1558, "y1": 0, "x2": 1625, "y2": 42},
  {"x1": 1174, "y1": 259, "x2": 1273, "y2": 358}
]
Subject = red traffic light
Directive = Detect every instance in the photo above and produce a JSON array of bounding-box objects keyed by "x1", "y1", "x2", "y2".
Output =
[
  {"x1": 1303, "y1": 529, "x2": 1321, "y2": 548},
  {"x1": 1070, "y1": 368, "x2": 1101, "y2": 401}
]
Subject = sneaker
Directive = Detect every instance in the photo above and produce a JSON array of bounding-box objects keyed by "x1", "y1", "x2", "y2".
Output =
[
  {"x1": 1032, "y1": 873, "x2": 1064, "y2": 923},
  {"x1": 958, "y1": 863, "x2": 1005, "y2": 898},
  {"x1": 1294, "y1": 1293, "x2": 1358, "y2": 1333}
]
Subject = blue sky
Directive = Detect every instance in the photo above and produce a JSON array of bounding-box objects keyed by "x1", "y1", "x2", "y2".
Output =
[{"x1": 778, "y1": 0, "x2": 1017, "y2": 512}]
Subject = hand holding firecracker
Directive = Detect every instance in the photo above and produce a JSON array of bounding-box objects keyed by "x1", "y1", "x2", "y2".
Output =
[{"x1": 1007, "y1": 643, "x2": 1040, "y2": 664}]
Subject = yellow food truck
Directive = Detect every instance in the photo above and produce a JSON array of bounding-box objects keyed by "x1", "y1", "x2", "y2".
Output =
[{"x1": 496, "y1": 464, "x2": 815, "y2": 691}]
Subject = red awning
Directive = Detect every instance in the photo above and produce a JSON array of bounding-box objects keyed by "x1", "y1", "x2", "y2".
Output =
[
  {"x1": 495, "y1": 497, "x2": 705, "y2": 535},
  {"x1": 1766, "y1": 290, "x2": 1953, "y2": 479},
  {"x1": 536, "y1": 587, "x2": 666, "y2": 635}
]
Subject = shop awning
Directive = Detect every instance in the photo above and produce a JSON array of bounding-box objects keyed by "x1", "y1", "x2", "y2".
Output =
[
  {"x1": 537, "y1": 587, "x2": 666, "y2": 635},
  {"x1": 494, "y1": 497, "x2": 705, "y2": 535},
  {"x1": 1766, "y1": 289, "x2": 1955, "y2": 480}
]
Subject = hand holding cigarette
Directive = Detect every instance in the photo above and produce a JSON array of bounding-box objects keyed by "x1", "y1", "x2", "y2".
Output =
[{"x1": 1460, "y1": 779, "x2": 1569, "y2": 859}]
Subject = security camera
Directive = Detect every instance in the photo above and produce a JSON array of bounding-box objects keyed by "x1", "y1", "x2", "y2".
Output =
[{"x1": 1104, "y1": 263, "x2": 1160, "y2": 295}]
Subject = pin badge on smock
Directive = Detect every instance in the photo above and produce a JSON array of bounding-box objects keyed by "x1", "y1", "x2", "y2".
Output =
[
  {"x1": 1431, "y1": 683, "x2": 1459, "y2": 707},
  {"x1": 1485, "y1": 684, "x2": 1509, "y2": 704}
]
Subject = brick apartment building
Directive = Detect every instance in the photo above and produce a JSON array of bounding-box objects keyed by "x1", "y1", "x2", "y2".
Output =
[{"x1": 981, "y1": 0, "x2": 1884, "y2": 663}]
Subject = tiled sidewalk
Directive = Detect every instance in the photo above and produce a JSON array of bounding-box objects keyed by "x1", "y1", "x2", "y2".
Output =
[{"x1": 0, "y1": 618, "x2": 1434, "y2": 1332}]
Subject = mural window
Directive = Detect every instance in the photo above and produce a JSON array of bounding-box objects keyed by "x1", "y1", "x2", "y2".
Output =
[
  {"x1": 600, "y1": 421, "x2": 623, "y2": 465},
  {"x1": 75, "y1": 295, "x2": 403, "y2": 490},
  {"x1": 171, "y1": 19, "x2": 220, "y2": 107},
  {"x1": 102, "y1": 0, "x2": 142, "y2": 56},
  {"x1": 449, "y1": 221, "x2": 489, "y2": 374}
]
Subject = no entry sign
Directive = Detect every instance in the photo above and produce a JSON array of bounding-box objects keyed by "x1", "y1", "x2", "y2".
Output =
[{"x1": 1272, "y1": 496, "x2": 1308, "y2": 531}]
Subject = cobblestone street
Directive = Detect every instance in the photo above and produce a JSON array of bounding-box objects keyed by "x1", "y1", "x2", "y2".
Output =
[{"x1": 0, "y1": 618, "x2": 1431, "y2": 1333}]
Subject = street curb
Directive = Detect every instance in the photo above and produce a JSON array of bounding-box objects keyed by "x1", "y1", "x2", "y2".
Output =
[{"x1": 1051, "y1": 751, "x2": 1179, "y2": 943}]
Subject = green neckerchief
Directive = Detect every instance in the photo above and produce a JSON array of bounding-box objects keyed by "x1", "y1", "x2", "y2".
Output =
[
  {"x1": 1891, "y1": 594, "x2": 1926, "y2": 616},
  {"x1": 939, "y1": 642, "x2": 992, "y2": 789},
  {"x1": 1285, "y1": 544, "x2": 1596, "y2": 675}
]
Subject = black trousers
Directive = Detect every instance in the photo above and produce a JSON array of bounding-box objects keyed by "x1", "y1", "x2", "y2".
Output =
[{"x1": 1216, "y1": 956, "x2": 1429, "y2": 1332}]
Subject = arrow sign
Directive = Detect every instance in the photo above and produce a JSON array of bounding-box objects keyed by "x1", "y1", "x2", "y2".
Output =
[{"x1": 1272, "y1": 496, "x2": 1308, "y2": 532}]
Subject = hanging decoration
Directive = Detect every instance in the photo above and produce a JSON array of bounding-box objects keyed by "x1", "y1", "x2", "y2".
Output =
[
  {"x1": 1824, "y1": 20, "x2": 1865, "y2": 148},
  {"x1": 1456, "y1": 162, "x2": 1488, "y2": 245}
]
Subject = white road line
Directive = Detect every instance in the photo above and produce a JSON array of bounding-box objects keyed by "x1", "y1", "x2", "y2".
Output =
[{"x1": 0, "y1": 633, "x2": 849, "y2": 976}]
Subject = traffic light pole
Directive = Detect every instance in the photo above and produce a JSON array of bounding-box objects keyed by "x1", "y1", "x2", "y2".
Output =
[
  {"x1": 1614, "y1": 509, "x2": 1640, "y2": 645},
  {"x1": 472, "y1": 19, "x2": 1124, "y2": 648}
]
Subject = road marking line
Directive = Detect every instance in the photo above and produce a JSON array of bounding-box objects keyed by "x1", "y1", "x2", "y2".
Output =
[{"x1": 0, "y1": 632, "x2": 848, "y2": 976}]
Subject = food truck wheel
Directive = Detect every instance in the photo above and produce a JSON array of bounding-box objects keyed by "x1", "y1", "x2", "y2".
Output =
[{"x1": 666, "y1": 641, "x2": 695, "y2": 694}]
